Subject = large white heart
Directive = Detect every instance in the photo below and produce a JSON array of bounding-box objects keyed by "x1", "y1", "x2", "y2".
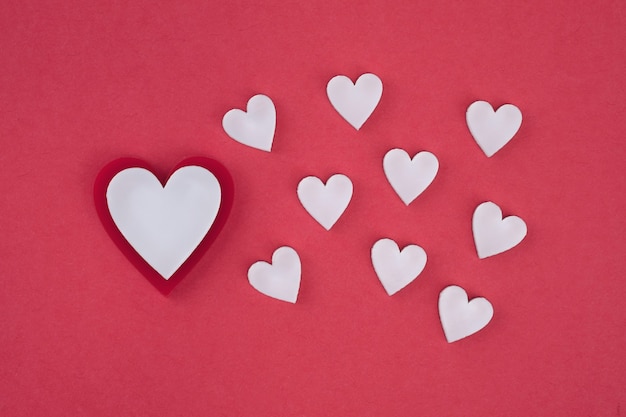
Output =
[
  {"x1": 222, "y1": 94, "x2": 276, "y2": 151},
  {"x1": 438, "y1": 285, "x2": 494, "y2": 343},
  {"x1": 383, "y1": 149, "x2": 439, "y2": 205},
  {"x1": 248, "y1": 246, "x2": 301, "y2": 304},
  {"x1": 466, "y1": 100, "x2": 522, "y2": 157},
  {"x1": 106, "y1": 166, "x2": 221, "y2": 279},
  {"x1": 473, "y1": 201, "x2": 527, "y2": 259},
  {"x1": 297, "y1": 174, "x2": 353, "y2": 230},
  {"x1": 327, "y1": 73, "x2": 383, "y2": 130},
  {"x1": 371, "y1": 238, "x2": 427, "y2": 296}
]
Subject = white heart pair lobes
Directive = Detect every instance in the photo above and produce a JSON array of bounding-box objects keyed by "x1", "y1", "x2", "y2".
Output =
[
  {"x1": 296, "y1": 154, "x2": 435, "y2": 229},
  {"x1": 439, "y1": 285, "x2": 494, "y2": 343},
  {"x1": 222, "y1": 94, "x2": 276, "y2": 151},
  {"x1": 383, "y1": 149, "x2": 438, "y2": 205},
  {"x1": 106, "y1": 166, "x2": 221, "y2": 279},
  {"x1": 248, "y1": 246, "x2": 301, "y2": 303},
  {"x1": 371, "y1": 241, "x2": 494, "y2": 342},
  {"x1": 466, "y1": 101, "x2": 522, "y2": 157},
  {"x1": 371, "y1": 239, "x2": 427, "y2": 296},
  {"x1": 221, "y1": 72, "x2": 383, "y2": 150},
  {"x1": 327, "y1": 73, "x2": 383, "y2": 130},
  {"x1": 297, "y1": 174, "x2": 353, "y2": 230},
  {"x1": 473, "y1": 201, "x2": 527, "y2": 258},
  {"x1": 250, "y1": 240, "x2": 426, "y2": 302}
]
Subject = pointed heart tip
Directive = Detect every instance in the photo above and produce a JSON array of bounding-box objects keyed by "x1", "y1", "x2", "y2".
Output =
[{"x1": 385, "y1": 288, "x2": 398, "y2": 296}]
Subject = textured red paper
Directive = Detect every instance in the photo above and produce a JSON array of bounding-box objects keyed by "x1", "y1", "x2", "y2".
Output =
[{"x1": 0, "y1": 1, "x2": 625, "y2": 416}]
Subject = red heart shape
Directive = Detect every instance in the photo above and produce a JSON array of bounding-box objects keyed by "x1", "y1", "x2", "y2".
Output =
[{"x1": 94, "y1": 157, "x2": 234, "y2": 295}]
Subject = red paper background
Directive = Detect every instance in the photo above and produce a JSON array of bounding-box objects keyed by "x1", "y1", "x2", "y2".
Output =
[{"x1": 1, "y1": 1, "x2": 625, "y2": 416}]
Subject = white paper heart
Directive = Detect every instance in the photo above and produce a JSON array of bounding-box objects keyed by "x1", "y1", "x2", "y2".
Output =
[
  {"x1": 297, "y1": 174, "x2": 353, "y2": 230},
  {"x1": 383, "y1": 149, "x2": 439, "y2": 205},
  {"x1": 106, "y1": 166, "x2": 221, "y2": 279},
  {"x1": 371, "y1": 238, "x2": 427, "y2": 296},
  {"x1": 222, "y1": 94, "x2": 276, "y2": 151},
  {"x1": 473, "y1": 201, "x2": 527, "y2": 259},
  {"x1": 248, "y1": 246, "x2": 301, "y2": 303},
  {"x1": 327, "y1": 73, "x2": 383, "y2": 130},
  {"x1": 438, "y1": 285, "x2": 494, "y2": 343},
  {"x1": 466, "y1": 101, "x2": 522, "y2": 157}
]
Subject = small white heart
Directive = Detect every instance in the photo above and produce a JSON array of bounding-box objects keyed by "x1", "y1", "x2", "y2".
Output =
[
  {"x1": 248, "y1": 246, "x2": 301, "y2": 304},
  {"x1": 327, "y1": 73, "x2": 383, "y2": 130},
  {"x1": 473, "y1": 201, "x2": 527, "y2": 259},
  {"x1": 466, "y1": 101, "x2": 522, "y2": 157},
  {"x1": 438, "y1": 285, "x2": 494, "y2": 343},
  {"x1": 297, "y1": 174, "x2": 353, "y2": 231},
  {"x1": 106, "y1": 166, "x2": 221, "y2": 279},
  {"x1": 383, "y1": 149, "x2": 439, "y2": 205},
  {"x1": 222, "y1": 94, "x2": 276, "y2": 151},
  {"x1": 371, "y1": 238, "x2": 427, "y2": 296}
]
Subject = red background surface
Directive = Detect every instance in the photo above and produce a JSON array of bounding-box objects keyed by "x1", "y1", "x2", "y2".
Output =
[{"x1": 1, "y1": 1, "x2": 625, "y2": 416}]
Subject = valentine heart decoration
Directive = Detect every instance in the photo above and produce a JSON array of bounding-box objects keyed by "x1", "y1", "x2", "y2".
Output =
[
  {"x1": 466, "y1": 100, "x2": 522, "y2": 157},
  {"x1": 222, "y1": 94, "x2": 276, "y2": 151},
  {"x1": 438, "y1": 285, "x2": 494, "y2": 343},
  {"x1": 92, "y1": 80, "x2": 529, "y2": 346},
  {"x1": 327, "y1": 73, "x2": 383, "y2": 130},
  {"x1": 94, "y1": 157, "x2": 233, "y2": 295},
  {"x1": 248, "y1": 246, "x2": 301, "y2": 303},
  {"x1": 371, "y1": 238, "x2": 427, "y2": 296},
  {"x1": 297, "y1": 174, "x2": 353, "y2": 230},
  {"x1": 472, "y1": 201, "x2": 527, "y2": 259},
  {"x1": 383, "y1": 148, "x2": 439, "y2": 205}
]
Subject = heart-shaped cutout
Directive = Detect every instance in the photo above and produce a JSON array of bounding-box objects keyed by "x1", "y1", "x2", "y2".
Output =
[
  {"x1": 222, "y1": 94, "x2": 276, "y2": 151},
  {"x1": 297, "y1": 174, "x2": 353, "y2": 230},
  {"x1": 327, "y1": 73, "x2": 383, "y2": 130},
  {"x1": 472, "y1": 201, "x2": 527, "y2": 259},
  {"x1": 94, "y1": 157, "x2": 233, "y2": 294},
  {"x1": 248, "y1": 246, "x2": 301, "y2": 303},
  {"x1": 438, "y1": 285, "x2": 494, "y2": 343},
  {"x1": 383, "y1": 149, "x2": 439, "y2": 205},
  {"x1": 466, "y1": 100, "x2": 522, "y2": 157},
  {"x1": 371, "y1": 238, "x2": 427, "y2": 296}
]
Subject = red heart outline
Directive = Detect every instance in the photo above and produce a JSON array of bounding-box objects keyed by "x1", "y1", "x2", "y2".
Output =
[{"x1": 94, "y1": 157, "x2": 234, "y2": 295}]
